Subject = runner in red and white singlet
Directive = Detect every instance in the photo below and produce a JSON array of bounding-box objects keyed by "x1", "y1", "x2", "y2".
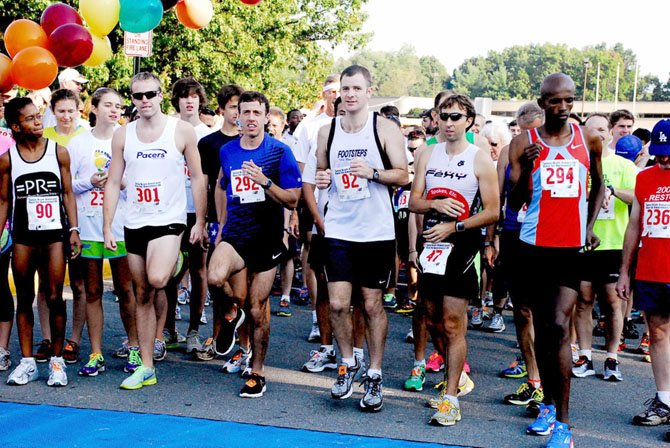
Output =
[{"x1": 509, "y1": 73, "x2": 604, "y2": 446}]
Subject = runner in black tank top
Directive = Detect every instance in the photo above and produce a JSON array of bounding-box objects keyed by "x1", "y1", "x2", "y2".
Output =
[{"x1": 0, "y1": 98, "x2": 80, "y2": 388}]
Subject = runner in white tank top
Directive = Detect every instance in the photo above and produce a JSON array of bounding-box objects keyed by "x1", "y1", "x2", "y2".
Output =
[
  {"x1": 0, "y1": 97, "x2": 81, "y2": 388},
  {"x1": 315, "y1": 66, "x2": 408, "y2": 412},
  {"x1": 167, "y1": 78, "x2": 215, "y2": 354},
  {"x1": 409, "y1": 94, "x2": 499, "y2": 426},
  {"x1": 103, "y1": 73, "x2": 207, "y2": 390}
]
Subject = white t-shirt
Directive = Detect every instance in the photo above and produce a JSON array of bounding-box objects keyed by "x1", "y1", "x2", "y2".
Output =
[
  {"x1": 68, "y1": 131, "x2": 125, "y2": 241},
  {"x1": 184, "y1": 122, "x2": 214, "y2": 213},
  {"x1": 294, "y1": 112, "x2": 332, "y2": 164}
]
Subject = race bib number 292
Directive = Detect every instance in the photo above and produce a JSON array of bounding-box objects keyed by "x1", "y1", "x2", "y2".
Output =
[{"x1": 231, "y1": 169, "x2": 265, "y2": 204}]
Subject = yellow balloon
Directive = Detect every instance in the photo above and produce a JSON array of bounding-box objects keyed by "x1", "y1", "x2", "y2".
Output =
[
  {"x1": 80, "y1": 0, "x2": 120, "y2": 36},
  {"x1": 84, "y1": 34, "x2": 112, "y2": 67}
]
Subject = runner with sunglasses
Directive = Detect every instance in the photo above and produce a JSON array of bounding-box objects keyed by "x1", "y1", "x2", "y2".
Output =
[
  {"x1": 509, "y1": 73, "x2": 604, "y2": 447},
  {"x1": 410, "y1": 95, "x2": 499, "y2": 426},
  {"x1": 103, "y1": 72, "x2": 207, "y2": 390}
]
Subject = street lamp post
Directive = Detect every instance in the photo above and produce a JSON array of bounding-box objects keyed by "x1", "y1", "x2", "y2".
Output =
[{"x1": 581, "y1": 59, "x2": 592, "y2": 120}]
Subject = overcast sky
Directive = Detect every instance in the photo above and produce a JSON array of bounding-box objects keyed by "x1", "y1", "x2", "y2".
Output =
[{"x1": 334, "y1": 0, "x2": 668, "y2": 82}]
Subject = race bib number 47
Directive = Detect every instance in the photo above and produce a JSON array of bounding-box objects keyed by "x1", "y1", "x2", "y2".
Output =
[
  {"x1": 419, "y1": 242, "x2": 453, "y2": 275},
  {"x1": 541, "y1": 159, "x2": 578, "y2": 198},
  {"x1": 27, "y1": 196, "x2": 62, "y2": 231},
  {"x1": 643, "y1": 202, "x2": 670, "y2": 238},
  {"x1": 231, "y1": 169, "x2": 265, "y2": 204},
  {"x1": 334, "y1": 166, "x2": 370, "y2": 202}
]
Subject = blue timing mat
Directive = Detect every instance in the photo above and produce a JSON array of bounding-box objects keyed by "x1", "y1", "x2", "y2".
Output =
[{"x1": 0, "y1": 402, "x2": 468, "y2": 448}]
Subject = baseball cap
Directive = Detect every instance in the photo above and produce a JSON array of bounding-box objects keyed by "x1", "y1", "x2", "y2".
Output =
[
  {"x1": 649, "y1": 119, "x2": 670, "y2": 157},
  {"x1": 420, "y1": 109, "x2": 433, "y2": 119},
  {"x1": 58, "y1": 68, "x2": 89, "y2": 85},
  {"x1": 615, "y1": 135, "x2": 642, "y2": 162}
]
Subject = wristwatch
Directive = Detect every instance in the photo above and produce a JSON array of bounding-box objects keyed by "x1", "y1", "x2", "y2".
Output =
[
  {"x1": 372, "y1": 169, "x2": 380, "y2": 182},
  {"x1": 262, "y1": 178, "x2": 273, "y2": 189},
  {"x1": 455, "y1": 221, "x2": 466, "y2": 233},
  {"x1": 607, "y1": 184, "x2": 615, "y2": 196}
]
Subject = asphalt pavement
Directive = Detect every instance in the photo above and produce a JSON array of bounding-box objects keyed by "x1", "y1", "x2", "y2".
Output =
[{"x1": 0, "y1": 285, "x2": 665, "y2": 448}]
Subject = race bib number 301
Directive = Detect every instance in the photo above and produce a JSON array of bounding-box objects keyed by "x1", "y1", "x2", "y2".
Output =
[
  {"x1": 643, "y1": 202, "x2": 670, "y2": 238},
  {"x1": 419, "y1": 242, "x2": 453, "y2": 275},
  {"x1": 27, "y1": 196, "x2": 62, "y2": 231},
  {"x1": 231, "y1": 169, "x2": 265, "y2": 204},
  {"x1": 334, "y1": 167, "x2": 370, "y2": 202},
  {"x1": 540, "y1": 159, "x2": 579, "y2": 198},
  {"x1": 133, "y1": 180, "x2": 165, "y2": 214}
]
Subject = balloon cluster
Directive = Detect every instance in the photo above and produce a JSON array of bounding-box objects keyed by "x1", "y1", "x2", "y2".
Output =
[{"x1": 1, "y1": 0, "x2": 262, "y2": 92}]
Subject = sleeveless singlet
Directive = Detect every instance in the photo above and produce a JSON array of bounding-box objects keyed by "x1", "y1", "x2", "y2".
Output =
[
  {"x1": 520, "y1": 123, "x2": 590, "y2": 248},
  {"x1": 123, "y1": 116, "x2": 186, "y2": 229},
  {"x1": 423, "y1": 143, "x2": 481, "y2": 234},
  {"x1": 634, "y1": 165, "x2": 670, "y2": 283},
  {"x1": 325, "y1": 112, "x2": 394, "y2": 243},
  {"x1": 10, "y1": 139, "x2": 64, "y2": 238}
]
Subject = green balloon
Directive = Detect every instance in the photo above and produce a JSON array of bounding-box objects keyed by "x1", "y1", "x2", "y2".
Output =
[{"x1": 120, "y1": 0, "x2": 163, "y2": 33}]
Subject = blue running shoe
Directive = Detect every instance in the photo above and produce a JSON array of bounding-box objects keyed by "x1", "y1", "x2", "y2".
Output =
[
  {"x1": 546, "y1": 421, "x2": 573, "y2": 447},
  {"x1": 526, "y1": 403, "x2": 556, "y2": 436},
  {"x1": 501, "y1": 357, "x2": 527, "y2": 379}
]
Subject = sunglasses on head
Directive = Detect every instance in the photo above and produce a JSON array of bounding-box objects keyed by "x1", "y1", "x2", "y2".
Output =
[
  {"x1": 131, "y1": 90, "x2": 161, "y2": 101},
  {"x1": 439, "y1": 112, "x2": 467, "y2": 122},
  {"x1": 490, "y1": 141, "x2": 499, "y2": 147}
]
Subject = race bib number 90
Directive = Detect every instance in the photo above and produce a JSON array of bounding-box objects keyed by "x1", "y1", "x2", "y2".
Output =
[
  {"x1": 419, "y1": 242, "x2": 453, "y2": 275},
  {"x1": 133, "y1": 180, "x2": 164, "y2": 214},
  {"x1": 643, "y1": 202, "x2": 670, "y2": 238},
  {"x1": 334, "y1": 167, "x2": 370, "y2": 202},
  {"x1": 540, "y1": 159, "x2": 578, "y2": 198},
  {"x1": 231, "y1": 169, "x2": 265, "y2": 204},
  {"x1": 27, "y1": 196, "x2": 62, "y2": 231}
]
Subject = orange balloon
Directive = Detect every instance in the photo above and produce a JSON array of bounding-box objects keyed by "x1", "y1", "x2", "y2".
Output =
[
  {"x1": 4, "y1": 19, "x2": 48, "y2": 58},
  {"x1": 0, "y1": 55, "x2": 13, "y2": 93},
  {"x1": 176, "y1": 0, "x2": 214, "y2": 30},
  {"x1": 11, "y1": 47, "x2": 58, "y2": 90}
]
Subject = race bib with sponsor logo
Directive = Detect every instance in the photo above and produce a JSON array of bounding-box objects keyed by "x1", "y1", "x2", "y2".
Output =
[
  {"x1": 419, "y1": 242, "x2": 453, "y2": 275},
  {"x1": 27, "y1": 195, "x2": 61, "y2": 231},
  {"x1": 643, "y1": 202, "x2": 670, "y2": 238},
  {"x1": 231, "y1": 169, "x2": 265, "y2": 204},
  {"x1": 334, "y1": 166, "x2": 370, "y2": 202},
  {"x1": 540, "y1": 159, "x2": 579, "y2": 198}
]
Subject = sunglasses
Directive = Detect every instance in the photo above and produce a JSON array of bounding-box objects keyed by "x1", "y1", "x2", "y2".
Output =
[
  {"x1": 490, "y1": 142, "x2": 499, "y2": 147},
  {"x1": 131, "y1": 90, "x2": 161, "y2": 101},
  {"x1": 439, "y1": 112, "x2": 467, "y2": 122},
  {"x1": 546, "y1": 97, "x2": 575, "y2": 105}
]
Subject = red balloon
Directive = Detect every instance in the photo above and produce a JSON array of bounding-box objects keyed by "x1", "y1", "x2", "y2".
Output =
[
  {"x1": 11, "y1": 47, "x2": 58, "y2": 90},
  {"x1": 48, "y1": 24, "x2": 93, "y2": 68},
  {"x1": 0, "y1": 55, "x2": 13, "y2": 93},
  {"x1": 41, "y1": 2, "x2": 83, "y2": 36},
  {"x1": 4, "y1": 19, "x2": 48, "y2": 58},
  {"x1": 240, "y1": 0, "x2": 263, "y2": 4}
]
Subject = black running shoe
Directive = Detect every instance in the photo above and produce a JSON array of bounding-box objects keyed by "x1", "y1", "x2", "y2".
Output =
[
  {"x1": 623, "y1": 318, "x2": 640, "y2": 340},
  {"x1": 239, "y1": 372, "x2": 266, "y2": 398},
  {"x1": 215, "y1": 305, "x2": 245, "y2": 357},
  {"x1": 633, "y1": 395, "x2": 670, "y2": 426}
]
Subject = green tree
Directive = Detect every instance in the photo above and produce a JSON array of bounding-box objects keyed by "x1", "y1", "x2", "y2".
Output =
[
  {"x1": 0, "y1": 0, "x2": 370, "y2": 111},
  {"x1": 451, "y1": 43, "x2": 658, "y2": 101},
  {"x1": 337, "y1": 44, "x2": 449, "y2": 97}
]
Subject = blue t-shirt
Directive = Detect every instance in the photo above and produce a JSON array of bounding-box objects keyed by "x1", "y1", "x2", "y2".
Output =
[
  {"x1": 502, "y1": 164, "x2": 521, "y2": 232},
  {"x1": 219, "y1": 133, "x2": 302, "y2": 243}
]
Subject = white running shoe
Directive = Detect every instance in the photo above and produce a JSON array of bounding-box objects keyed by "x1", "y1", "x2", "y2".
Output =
[
  {"x1": 7, "y1": 357, "x2": 38, "y2": 385},
  {"x1": 307, "y1": 323, "x2": 320, "y2": 342},
  {"x1": 186, "y1": 329, "x2": 203, "y2": 353},
  {"x1": 47, "y1": 356, "x2": 68, "y2": 387}
]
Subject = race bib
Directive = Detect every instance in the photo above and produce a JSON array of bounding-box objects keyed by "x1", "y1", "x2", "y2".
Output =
[
  {"x1": 397, "y1": 190, "x2": 410, "y2": 210},
  {"x1": 184, "y1": 162, "x2": 191, "y2": 188},
  {"x1": 27, "y1": 196, "x2": 62, "y2": 231},
  {"x1": 517, "y1": 203, "x2": 528, "y2": 223},
  {"x1": 133, "y1": 180, "x2": 165, "y2": 214},
  {"x1": 419, "y1": 242, "x2": 453, "y2": 275},
  {"x1": 84, "y1": 188, "x2": 104, "y2": 217},
  {"x1": 231, "y1": 169, "x2": 265, "y2": 204},
  {"x1": 334, "y1": 166, "x2": 370, "y2": 202},
  {"x1": 643, "y1": 202, "x2": 670, "y2": 238},
  {"x1": 540, "y1": 159, "x2": 579, "y2": 198},
  {"x1": 597, "y1": 191, "x2": 615, "y2": 221}
]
